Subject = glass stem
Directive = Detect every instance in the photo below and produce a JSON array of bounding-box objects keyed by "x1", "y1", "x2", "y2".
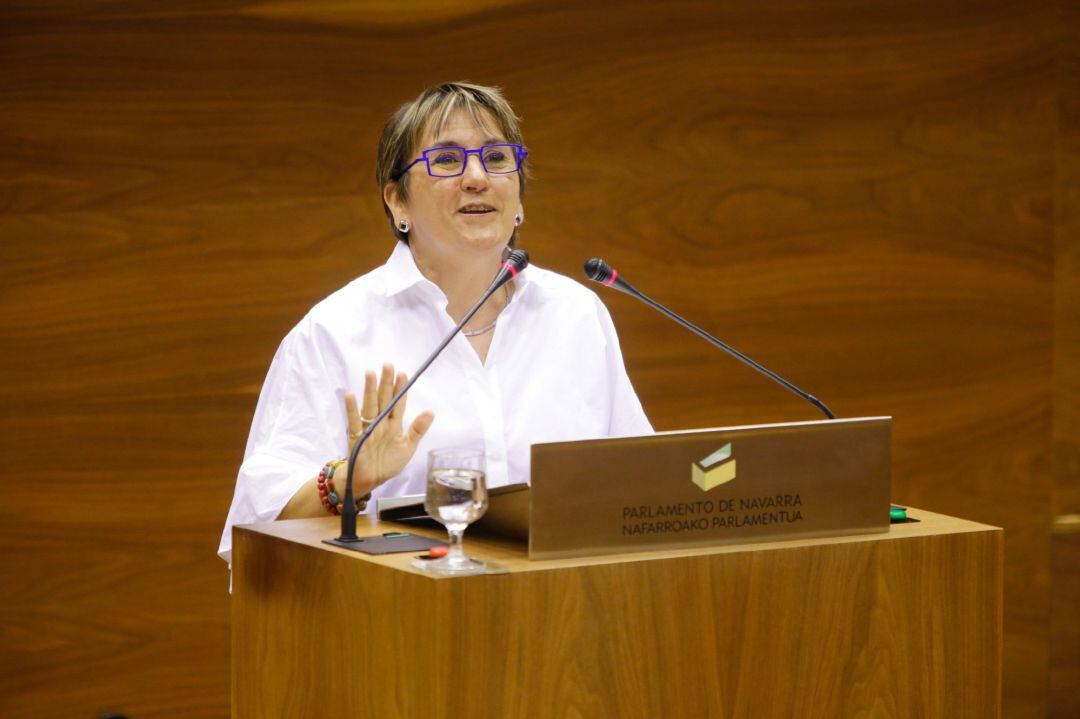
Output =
[{"x1": 447, "y1": 527, "x2": 466, "y2": 563}]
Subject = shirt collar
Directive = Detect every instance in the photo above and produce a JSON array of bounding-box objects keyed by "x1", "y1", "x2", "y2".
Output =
[
  {"x1": 381, "y1": 241, "x2": 434, "y2": 298},
  {"x1": 380, "y1": 241, "x2": 533, "y2": 299}
]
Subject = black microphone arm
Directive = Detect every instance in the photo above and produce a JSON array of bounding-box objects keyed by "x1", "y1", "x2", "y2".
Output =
[
  {"x1": 583, "y1": 257, "x2": 835, "y2": 421},
  {"x1": 335, "y1": 249, "x2": 530, "y2": 542}
]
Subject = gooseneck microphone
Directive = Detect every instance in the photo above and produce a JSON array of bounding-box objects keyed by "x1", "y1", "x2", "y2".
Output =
[
  {"x1": 583, "y1": 257, "x2": 835, "y2": 420},
  {"x1": 333, "y1": 249, "x2": 530, "y2": 544}
]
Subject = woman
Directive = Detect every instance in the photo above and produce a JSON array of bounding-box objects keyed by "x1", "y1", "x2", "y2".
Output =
[{"x1": 218, "y1": 82, "x2": 652, "y2": 566}]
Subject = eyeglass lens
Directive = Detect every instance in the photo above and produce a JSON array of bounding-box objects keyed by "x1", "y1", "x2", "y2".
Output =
[{"x1": 426, "y1": 145, "x2": 519, "y2": 176}]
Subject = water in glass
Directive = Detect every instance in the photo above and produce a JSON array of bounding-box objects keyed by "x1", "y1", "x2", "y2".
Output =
[{"x1": 425, "y1": 468, "x2": 487, "y2": 531}]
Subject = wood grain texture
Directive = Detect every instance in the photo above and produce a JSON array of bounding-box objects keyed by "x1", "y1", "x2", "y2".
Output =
[
  {"x1": 233, "y1": 510, "x2": 1003, "y2": 719},
  {"x1": 1051, "y1": 0, "x2": 1080, "y2": 714},
  {"x1": 1053, "y1": 0, "x2": 1080, "y2": 518},
  {"x1": 0, "y1": 0, "x2": 1067, "y2": 716},
  {"x1": 1050, "y1": 528, "x2": 1080, "y2": 718}
]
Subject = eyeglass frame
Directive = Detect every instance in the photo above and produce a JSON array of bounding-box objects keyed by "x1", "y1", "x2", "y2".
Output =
[{"x1": 393, "y1": 143, "x2": 528, "y2": 181}]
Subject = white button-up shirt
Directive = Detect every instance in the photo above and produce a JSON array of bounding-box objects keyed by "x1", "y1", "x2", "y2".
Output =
[{"x1": 218, "y1": 242, "x2": 652, "y2": 564}]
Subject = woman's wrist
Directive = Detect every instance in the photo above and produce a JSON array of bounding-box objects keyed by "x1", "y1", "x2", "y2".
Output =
[
  {"x1": 345, "y1": 457, "x2": 383, "y2": 497},
  {"x1": 317, "y1": 459, "x2": 372, "y2": 516}
]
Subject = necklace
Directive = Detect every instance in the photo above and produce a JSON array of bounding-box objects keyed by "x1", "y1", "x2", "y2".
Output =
[{"x1": 462, "y1": 284, "x2": 510, "y2": 337}]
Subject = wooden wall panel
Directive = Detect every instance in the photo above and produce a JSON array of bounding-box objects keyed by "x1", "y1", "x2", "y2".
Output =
[
  {"x1": 1051, "y1": 531, "x2": 1080, "y2": 718},
  {"x1": 1051, "y1": 0, "x2": 1080, "y2": 715},
  {"x1": 1054, "y1": 0, "x2": 1080, "y2": 515},
  {"x1": 0, "y1": 1, "x2": 1068, "y2": 717}
]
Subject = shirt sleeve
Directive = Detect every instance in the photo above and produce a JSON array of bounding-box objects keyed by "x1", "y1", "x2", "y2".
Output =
[
  {"x1": 217, "y1": 317, "x2": 348, "y2": 566},
  {"x1": 593, "y1": 296, "x2": 654, "y2": 437}
]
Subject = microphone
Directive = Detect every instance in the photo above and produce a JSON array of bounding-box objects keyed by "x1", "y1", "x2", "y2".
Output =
[
  {"x1": 583, "y1": 257, "x2": 835, "y2": 421},
  {"x1": 333, "y1": 249, "x2": 530, "y2": 543}
]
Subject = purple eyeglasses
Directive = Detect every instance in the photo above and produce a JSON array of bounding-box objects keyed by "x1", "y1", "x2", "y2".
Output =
[{"x1": 394, "y1": 143, "x2": 527, "y2": 180}]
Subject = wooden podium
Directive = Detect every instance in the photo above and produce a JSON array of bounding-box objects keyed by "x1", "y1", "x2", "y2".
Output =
[{"x1": 232, "y1": 508, "x2": 1001, "y2": 719}]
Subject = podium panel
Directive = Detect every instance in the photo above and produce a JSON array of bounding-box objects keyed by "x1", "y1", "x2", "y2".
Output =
[
  {"x1": 232, "y1": 509, "x2": 1001, "y2": 719},
  {"x1": 530, "y1": 417, "x2": 891, "y2": 559}
]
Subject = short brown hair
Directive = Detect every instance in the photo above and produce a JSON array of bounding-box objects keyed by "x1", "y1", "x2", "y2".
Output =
[{"x1": 376, "y1": 82, "x2": 528, "y2": 243}]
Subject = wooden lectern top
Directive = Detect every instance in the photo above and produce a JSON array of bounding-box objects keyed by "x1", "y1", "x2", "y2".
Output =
[{"x1": 237, "y1": 507, "x2": 996, "y2": 579}]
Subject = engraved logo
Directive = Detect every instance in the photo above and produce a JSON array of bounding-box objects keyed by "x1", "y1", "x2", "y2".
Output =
[{"x1": 692, "y1": 443, "x2": 736, "y2": 491}]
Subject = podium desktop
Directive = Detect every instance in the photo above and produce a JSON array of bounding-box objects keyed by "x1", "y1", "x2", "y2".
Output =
[{"x1": 231, "y1": 418, "x2": 1002, "y2": 718}]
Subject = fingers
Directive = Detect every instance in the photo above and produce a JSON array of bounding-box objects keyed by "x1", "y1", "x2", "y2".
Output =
[
  {"x1": 377, "y1": 363, "x2": 394, "y2": 415},
  {"x1": 360, "y1": 370, "x2": 378, "y2": 424},
  {"x1": 405, "y1": 411, "x2": 435, "y2": 447},
  {"x1": 361, "y1": 365, "x2": 405, "y2": 433},
  {"x1": 345, "y1": 392, "x2": 362, "y2": 435},
  {"x1": 388, "y1": 371, "x2": 408, "y2": 424},
  {"x1": 354, "y1": 363, "x2": 431, "y2": 463}
]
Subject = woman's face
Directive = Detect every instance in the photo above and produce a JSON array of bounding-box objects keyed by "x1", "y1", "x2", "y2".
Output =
[{"x1": 387, "y1": 108, "x2": 523, "y2": 262}]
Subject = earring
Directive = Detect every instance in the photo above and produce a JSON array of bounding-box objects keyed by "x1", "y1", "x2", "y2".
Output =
[
  {"x1": 514, "y1": 214, "x2": 522, "y2": 227},
  {"x1": 398, "y1": 219, "x2": 410, "y2": 233}
]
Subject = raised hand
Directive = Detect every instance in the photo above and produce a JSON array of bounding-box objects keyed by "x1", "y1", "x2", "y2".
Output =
[{"x1": 345, "y1": 363, "x2": 435, "y2": 494}]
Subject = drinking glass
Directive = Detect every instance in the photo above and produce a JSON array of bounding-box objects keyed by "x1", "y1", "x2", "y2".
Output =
[{"x1": 413, "y1": 448, "x2": 488, "y2": 575}]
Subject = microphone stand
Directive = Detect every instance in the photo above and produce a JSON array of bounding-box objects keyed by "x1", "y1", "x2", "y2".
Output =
[
  {"x1": 330, "y1": 251, "x2": 528, "y2": 545},
  {"x1": 585, "y1": 259, "x2": 835, "y2": 421}
]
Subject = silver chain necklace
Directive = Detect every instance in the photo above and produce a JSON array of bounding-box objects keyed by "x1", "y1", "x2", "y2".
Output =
[{"x1": 462, "y1": 284, "x2": 510, "y2": 337}]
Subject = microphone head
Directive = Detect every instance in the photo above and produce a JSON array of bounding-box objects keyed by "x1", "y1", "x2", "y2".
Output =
[
  {"x1": 506, "y1": 248, "x2": 530, "y2": 273},
  {"x1": 583, "y1": 257, "x2": 613, "y2": 284}
]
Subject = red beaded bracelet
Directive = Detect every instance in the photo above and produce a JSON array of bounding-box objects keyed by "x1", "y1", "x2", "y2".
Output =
[{"x1": 317, "y1": 459, "x2": 370, "y2": 516}]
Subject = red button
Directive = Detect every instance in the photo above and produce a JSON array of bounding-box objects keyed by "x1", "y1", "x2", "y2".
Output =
[{"x1": 428, "y1": 546, "x2": 449, "y2": 558}]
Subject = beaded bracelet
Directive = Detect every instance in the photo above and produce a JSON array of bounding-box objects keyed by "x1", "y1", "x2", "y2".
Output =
[{"x1": 316, "y1": 459, "x2": 371, "y2": 516}]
